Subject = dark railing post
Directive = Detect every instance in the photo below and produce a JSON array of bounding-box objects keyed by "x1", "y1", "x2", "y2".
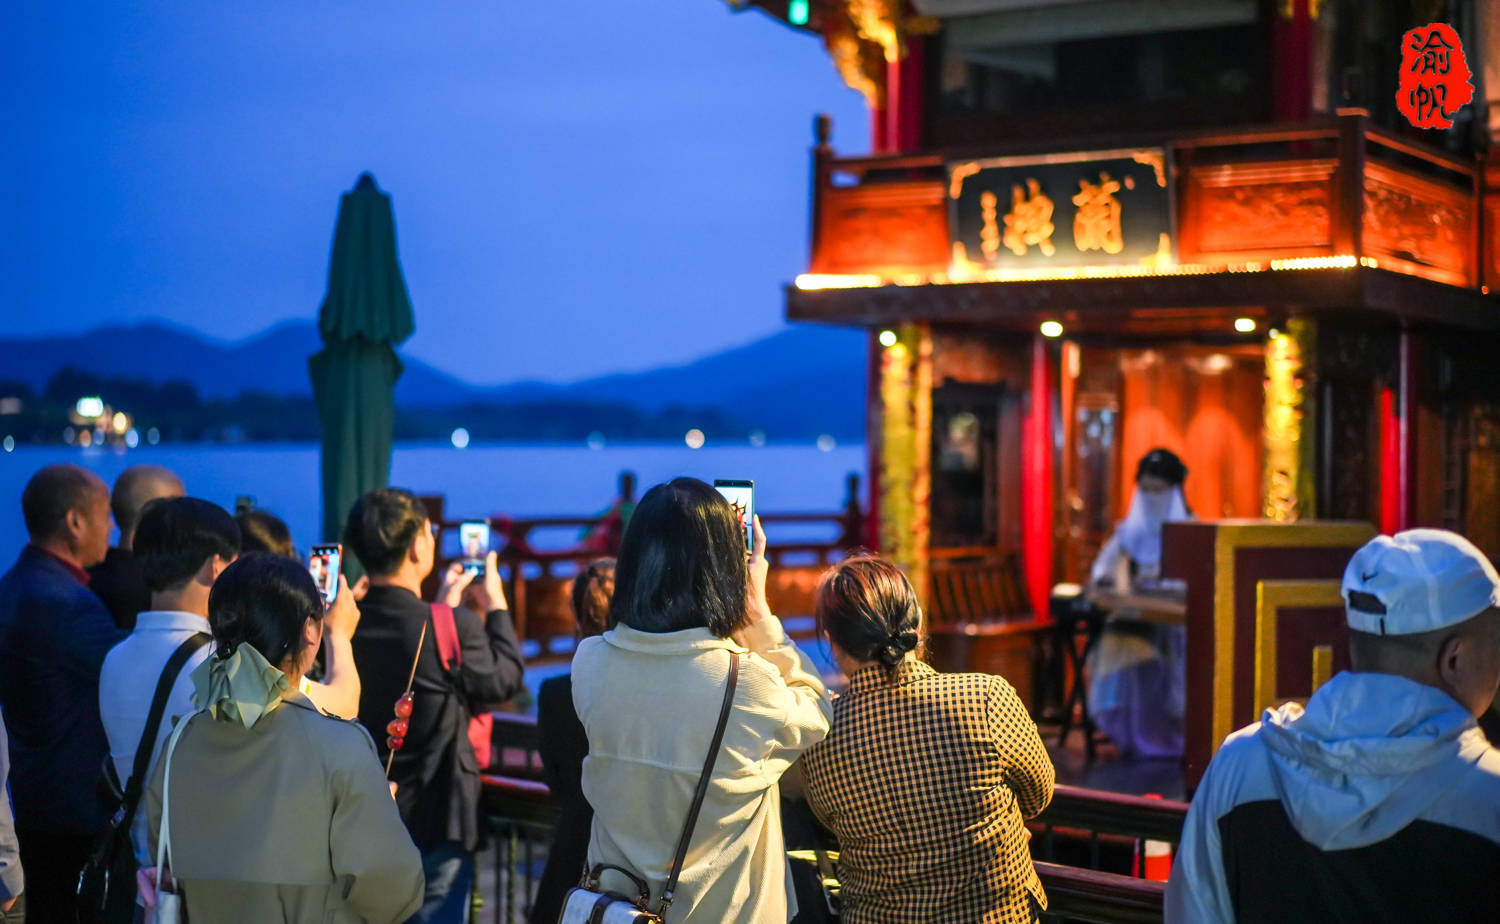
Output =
[
  {"x1": 811, "y1": 113, "x2": 833, "y2": 268},
  {"x1": 839, "y1": 471, "x2": 863, "y2": 549}
]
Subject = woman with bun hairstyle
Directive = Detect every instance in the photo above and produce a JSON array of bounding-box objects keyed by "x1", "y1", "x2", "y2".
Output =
[
  {"x1": 801, "y1": 554, "x2": 1055, "y2": 924},
  {"x1": 144, "y1": 552, "x2": 423, "y2": 923}
]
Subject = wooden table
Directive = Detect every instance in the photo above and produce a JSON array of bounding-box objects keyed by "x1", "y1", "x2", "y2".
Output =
[{"x1": 1086, "y1": 588, "x2": 1187, "y2": 624}]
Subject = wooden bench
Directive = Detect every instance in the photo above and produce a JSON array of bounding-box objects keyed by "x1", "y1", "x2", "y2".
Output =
[{"x1": 926, "y1": 549, "x2": 1050, "y2": 712}]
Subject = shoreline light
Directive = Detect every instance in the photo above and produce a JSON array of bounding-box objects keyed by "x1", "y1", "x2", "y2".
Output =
[
  {"x1": 1234, "y1": 317, "x2": 1257, "y2": 333},
  {"x1": 684, "y1": 428, "x2": 706, "y2": 450},
  {"x1": 76, "y1": 396, "x2": 104, "y2": 418},
  {"x1": 1040, "y1": 321, "x2": 1065, "y2": 338},
  {"x1": 450, "y1": 427, "x2": 471, "y2": 449}
]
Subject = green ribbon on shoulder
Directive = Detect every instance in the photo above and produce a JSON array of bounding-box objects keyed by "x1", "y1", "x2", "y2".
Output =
[{"x1": 190, "y1": 644, "x2": 290, "y2": 729}]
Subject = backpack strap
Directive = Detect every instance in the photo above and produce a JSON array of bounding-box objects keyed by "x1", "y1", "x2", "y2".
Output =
[
  {"x1": 659, "y1": 651, "x2": 739, "y2": 918},
  {"x1": 430, "y1": 603, "x2": 461, "y2": 670},
  {"x1": 118, "y1": 632, "x2": 211, "y2": 830}
]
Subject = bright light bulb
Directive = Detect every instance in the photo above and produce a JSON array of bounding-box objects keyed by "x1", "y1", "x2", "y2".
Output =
[
  {"x1": 1234, "y1": 317, "x2": 1257, "y2": 333},
  {"x1": 1040, "y1": 321, "x2": 1064, "y2": 338},
  {"x1": 878, "y1": 329, "x2": 898, "y2": 348}
]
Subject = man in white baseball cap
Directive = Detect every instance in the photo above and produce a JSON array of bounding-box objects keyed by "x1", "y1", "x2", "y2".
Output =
[{"x1": 1168, "y1": 529, "x2": 1500, "y2": 923}]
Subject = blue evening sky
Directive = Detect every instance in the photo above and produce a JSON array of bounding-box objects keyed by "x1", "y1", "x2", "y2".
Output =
[{"x1": 0, "y1": 1, "x2": 867, "y2": 384}]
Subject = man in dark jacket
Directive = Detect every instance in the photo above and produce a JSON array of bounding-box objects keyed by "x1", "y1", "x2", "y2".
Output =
[
  {"x1": 88, "y1": 464, "x2": 184, "y2": 630},
  {"x1": 0, "y1": 464, "x2": 124, "y2": 922},
  {"x1": 347, "y1": 488, "x2": 525, "y2": 924}
]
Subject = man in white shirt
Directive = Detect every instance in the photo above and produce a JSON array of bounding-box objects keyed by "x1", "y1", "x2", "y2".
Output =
[{"x1": 100, "y1": 497, "x2": 363, "y2": 865}]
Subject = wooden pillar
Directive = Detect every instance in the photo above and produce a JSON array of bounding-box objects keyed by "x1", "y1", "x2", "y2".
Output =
[
  {"x1": 1379, "y1": 329, "x2": 1421, "y2": 534},
  {"x1": 1263, "y1": 318, "x2": 1317, "y2": 521},
  {"x1": 886, "y1": 37, "x2": 925, "y2": 153},
  {"x1": 877, "y1": 323, "x2": 932, "y2": 605},
  {"x1": 1022, "y1": 336, "x2": 1054, "y2": 619},
  {"x1": 1272, "y1": 0, "x2": 1315, "y2": 121}
]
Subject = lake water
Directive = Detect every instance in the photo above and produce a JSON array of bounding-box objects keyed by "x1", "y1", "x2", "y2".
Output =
[{"x1": 0, "y1": 442, "x2": 867, "y2": 567}]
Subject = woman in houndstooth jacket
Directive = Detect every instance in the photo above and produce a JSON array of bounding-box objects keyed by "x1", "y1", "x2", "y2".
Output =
[{"x1": 801, "y1": 554, "x2": 1056, "y2": 924}]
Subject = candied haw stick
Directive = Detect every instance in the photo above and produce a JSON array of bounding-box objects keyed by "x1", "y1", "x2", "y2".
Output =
[{"x1": 385, "y1": 621, "x2": 428, "y2": 777}]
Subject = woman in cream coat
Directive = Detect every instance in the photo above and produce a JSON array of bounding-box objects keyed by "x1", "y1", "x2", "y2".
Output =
[
  {"x1": 147, "y1": 553, "x2": 424, "y2": 923},
  {"x1": 572, "y1": 478, "x2": 833, "y2": 923}
]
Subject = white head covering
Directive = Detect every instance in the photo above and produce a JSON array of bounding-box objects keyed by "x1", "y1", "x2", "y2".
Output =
[
  {"x1": 1114, "y1": 485, "x2": 1192, "y2": 568},
  {"x1": 1341, "y1": 529, "x2": 1500, "y2": 635}
]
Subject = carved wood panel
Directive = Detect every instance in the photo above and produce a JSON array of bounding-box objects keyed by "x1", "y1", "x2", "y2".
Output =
[
  {"x1": 812, "y1": 181, "x2": 949, "y2": 275},
  {"x1": 1180, "y1": 160, "x2": 1336, "y2": 262},
  {"x1": 1362, "y1": 162, "x2": 1474, "y2": 287}
]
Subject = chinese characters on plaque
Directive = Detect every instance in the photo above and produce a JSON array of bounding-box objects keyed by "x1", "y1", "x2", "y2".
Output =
[
  {"x1": 947, "y1": 150, "x2": 1170, "y2": 274},
  {"x1": 1396, "y1": 23, "x2": 1473, "y2": 130}
]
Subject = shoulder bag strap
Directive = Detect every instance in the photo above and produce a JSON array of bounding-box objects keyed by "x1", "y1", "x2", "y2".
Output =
[
  {"x1": 430, "y1": 603, "x2": 461, "y2": 670},
  {"x1": 119, "y1": 632, "x2": 212, "y2": 826},
  {"x1": 659, "y1": 650, "x2": 739, "y2": 918},
  {"x1": 154, "y1": 708, "x2": 203, "y2": 885}
]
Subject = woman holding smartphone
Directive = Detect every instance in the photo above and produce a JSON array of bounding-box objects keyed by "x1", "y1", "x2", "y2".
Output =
[
  {"x1": 145, "y1": 553, "x2": 423, "y2": 923},
  {"x1": 572, "y1": 478, "x2": 833, "y2": 923}
]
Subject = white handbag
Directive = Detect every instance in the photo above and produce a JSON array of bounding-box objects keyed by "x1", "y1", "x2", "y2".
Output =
[{"x1": 152, "y1": 710, "x2": 201, "y2": 924}]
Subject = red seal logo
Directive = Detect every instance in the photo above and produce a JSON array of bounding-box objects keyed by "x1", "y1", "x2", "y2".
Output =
[{"x1": 1396, "y1": 23, "x2": 1473, "y2": 130}]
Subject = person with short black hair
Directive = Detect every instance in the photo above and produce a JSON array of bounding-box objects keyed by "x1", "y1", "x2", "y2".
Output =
[
  {"x1": 99, "y1": 496, "x2": 240, "y2": 873},
  {"x1": 1167, "y1": 529, "x2": 1500, "y2": 923},
  {"x1": 89, "y1": 464, "x2": 185, "y2": 630},
  {"x1": 530, "y1": 558, "x2": 615, "y2": 924},
  {"x1": 143, "y1": 553, "x2": 423, "y2": 922},
  {"x1": 802, "y1": 553, "x2": 1054, "y2": 923},
  {"x1": 572, "y1": 478, "x2": 832, "y2": 923},
  {"x1": 0, "y1": 463, "x2": 123, "y2": 921},
  {"x1": 347, "y1": 487, "x2": 524, "y2": 924},
  {"x1": 236, "y1": 508, "x2": 296, "y2": 558}
]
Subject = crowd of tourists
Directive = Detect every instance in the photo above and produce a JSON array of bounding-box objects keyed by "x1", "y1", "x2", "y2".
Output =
[{"x1": 0, "y1": 460, "x2": 1495, "y2": 923}]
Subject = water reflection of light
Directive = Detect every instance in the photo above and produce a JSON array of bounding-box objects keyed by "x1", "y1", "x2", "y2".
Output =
[
  {"x1": 451, "y1": 428, "x2": 471, "y2": 449},
  {"x1": 749, "y1": 429, "x2": 767, "y2": 448},
  {"x1": 147, "y1": 427, "x2": 161, "y2": 445},
  {"x1": 2, "y1": 436, "x2": 13, "y2": 453},
  {"x1": 63, "y1": 427, "x2": 76, "y2": 444},
  {"x1": 125, "y1": 428, "x2": 140, "y2": 449},
  {"x1": 684, "y1": 429, "x2": 706, "y2": 450},
  {"x1": 79, "y1": 429, "x2": 94, "y2": 448},
  {"x1": 112, "y1": 412, "x2": 129, "y2": 433},
  {"x1": 586, "y1": 431, "x2": 606, "y2": 450},
  {"x1": 817, "y1": 434, "x2": 836, "y2": 452}
]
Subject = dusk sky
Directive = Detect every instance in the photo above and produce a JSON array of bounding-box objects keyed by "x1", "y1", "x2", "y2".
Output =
[{"x1": 0, "y1": 2, "x2": 868, "y2": 385}]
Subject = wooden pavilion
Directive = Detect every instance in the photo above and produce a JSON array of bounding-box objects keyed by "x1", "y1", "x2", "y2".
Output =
[{"x1": 734, "y1": 0, "x2": 1500, "y2": 765}]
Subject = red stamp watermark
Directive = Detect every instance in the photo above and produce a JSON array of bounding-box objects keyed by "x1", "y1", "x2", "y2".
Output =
[{"x1": 1397, "y1": 23, "x2": 1473, "y2": 130}]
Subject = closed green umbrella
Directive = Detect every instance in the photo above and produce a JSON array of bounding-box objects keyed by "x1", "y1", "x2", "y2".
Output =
[{"x1": 309, "y1": 173, "x2": 415, "y2": 559}]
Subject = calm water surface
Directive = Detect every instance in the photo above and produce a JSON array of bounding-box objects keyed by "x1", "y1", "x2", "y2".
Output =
[{"x1": 0, "y1": 442, "x2": 866, "y2": 566}]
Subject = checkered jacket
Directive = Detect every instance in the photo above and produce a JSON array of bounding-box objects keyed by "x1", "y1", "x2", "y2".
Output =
[{"x1": 802, "y1": 660, "x2": 1054, "y2": 923}]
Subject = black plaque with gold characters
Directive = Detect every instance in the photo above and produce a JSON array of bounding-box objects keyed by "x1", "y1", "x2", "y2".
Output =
[{"x1": 947, "y1": 149, "x2": 1171, "y2": 273}]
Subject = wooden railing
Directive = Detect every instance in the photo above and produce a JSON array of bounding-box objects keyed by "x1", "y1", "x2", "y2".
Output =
[
  {"x1": 477, "y1": 716, "x2": 1181, "y2": 924},
  {"x1": 420, "y1": 472, "x2": 866, "y2": 651}
]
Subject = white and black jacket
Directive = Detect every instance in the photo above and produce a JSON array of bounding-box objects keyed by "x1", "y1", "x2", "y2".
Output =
[{"x1": 1165, "y1": 671, "x2": 1500, "y2": 923}]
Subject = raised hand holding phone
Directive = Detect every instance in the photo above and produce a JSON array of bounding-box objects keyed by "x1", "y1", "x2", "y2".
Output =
[
  {"x1": 464, "y1": 551, "x2": 508, "y2": 613},
  {"x1": 747, "y1": 515, "x2": 771, "y2": 624}
]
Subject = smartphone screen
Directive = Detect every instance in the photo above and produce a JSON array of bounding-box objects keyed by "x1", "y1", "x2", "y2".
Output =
[
  {"x1": 713, "y1": 479, "x2": 754, "y2": 553},
  {"x1": 309, "y1": 544, "x2": 341, "y2": 607},
  {"x1": 459, "y1": 521, "x2": 491, "y2": 564}
]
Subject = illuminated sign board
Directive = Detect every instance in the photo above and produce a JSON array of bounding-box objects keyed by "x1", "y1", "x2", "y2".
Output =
[{"x1": 947, "y1": 148, "x2": 1172, "y2": 273}]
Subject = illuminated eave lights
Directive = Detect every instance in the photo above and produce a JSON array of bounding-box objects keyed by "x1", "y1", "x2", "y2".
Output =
[{"x1": 794, "y1": 256, "x2": 1377, "y2": 291}]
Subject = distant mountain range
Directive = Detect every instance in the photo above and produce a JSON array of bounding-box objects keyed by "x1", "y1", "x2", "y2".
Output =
[{"x1": 0, "y1": 320, "x2": 869, "y2": 439}]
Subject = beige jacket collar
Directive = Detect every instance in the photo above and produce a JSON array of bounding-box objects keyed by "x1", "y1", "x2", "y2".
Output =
[{"x1": 602, "y1": 623, "x2": 748, "y2": 655}]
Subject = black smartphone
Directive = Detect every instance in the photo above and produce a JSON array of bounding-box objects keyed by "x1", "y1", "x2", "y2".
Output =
[
  {"x1": 309, "y1": 544, "x2": 341, "y2": 607},
  {"x1": 459, "y1": 521, "x2": 490, "y2": 575},
  {"x1": 713, "y1": 479, "x2": 755, "y2": 553}
]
